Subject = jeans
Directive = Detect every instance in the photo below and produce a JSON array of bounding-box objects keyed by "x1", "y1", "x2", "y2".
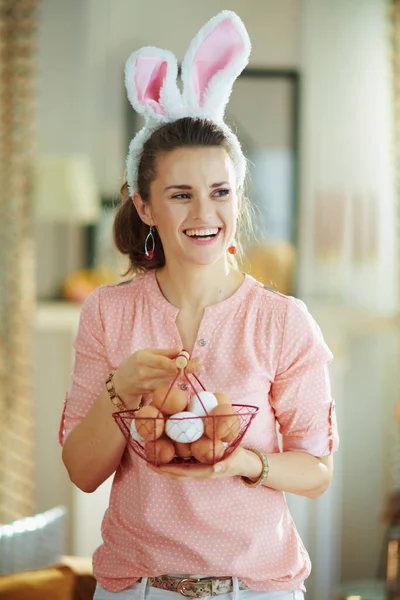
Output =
[{"x1": 93, "y1": 578, "x2": 305, "y2": 600}]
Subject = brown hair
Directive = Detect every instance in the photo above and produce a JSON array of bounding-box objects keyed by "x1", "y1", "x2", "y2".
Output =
[{"x1": 113, "y1": 117, "x2": 253, "y2": 274}]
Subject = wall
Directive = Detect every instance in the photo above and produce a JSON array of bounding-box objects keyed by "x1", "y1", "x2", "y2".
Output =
[
  {"x1": 298, "y1": 0, "x2": 399, "y2": 586},
  {"x1": 35, "y1": 0, "x2": 92, "y2": 298},
  {"x1": 298, "y1": 0, "x2": 397, "y2": 315}
]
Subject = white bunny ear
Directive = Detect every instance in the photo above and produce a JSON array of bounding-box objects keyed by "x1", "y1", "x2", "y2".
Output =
[
  {"x1": 181, "y1": 11, "x2": 251, "y2": 121},
  {"x1": 125, "y1": 47, "x2": 182, "y2": 124}
]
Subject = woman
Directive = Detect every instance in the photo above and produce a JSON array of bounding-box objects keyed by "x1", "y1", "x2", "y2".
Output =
[{"x1": 61, "y1": 11, "x2": 338, "y2": 600}]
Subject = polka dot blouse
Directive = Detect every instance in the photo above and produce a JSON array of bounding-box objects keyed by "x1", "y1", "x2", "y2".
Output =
[{"x1": 60, "y1": 269, "x2": 339, "y2": 593}]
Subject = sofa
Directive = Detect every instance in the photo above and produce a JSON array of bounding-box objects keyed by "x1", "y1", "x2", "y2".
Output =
[
  {"x1": 0, "y1": 507, "x2": 96, "y2": 599},
  {"x1": 0, "y1": 555, "x2": 96, "y2": 600}
]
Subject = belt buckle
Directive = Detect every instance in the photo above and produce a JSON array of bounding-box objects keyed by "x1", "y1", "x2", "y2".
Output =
[{"x1": 176, "y1": 578, "x2": 202, "y2": 597}]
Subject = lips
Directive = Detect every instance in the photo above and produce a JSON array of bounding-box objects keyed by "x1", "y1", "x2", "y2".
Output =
[
  {"x1": 183, "y1": 228, "x2": 222, "y2": 245},
  {"x1": 184, "y1": 227, "x2": 220, "y2": 238}
]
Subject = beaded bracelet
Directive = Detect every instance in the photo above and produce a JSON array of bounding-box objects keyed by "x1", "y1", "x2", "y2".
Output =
[{"x1": 241, "y1": 448, "x2": 270, "y2": 488}]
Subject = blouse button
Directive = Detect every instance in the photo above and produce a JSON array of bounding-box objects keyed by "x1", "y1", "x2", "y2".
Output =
[
  {"x1": 198, "y1": 339, "x2": 207, "y2": 346},
  {"x1": 180, "y1": 383, "x2": 188, "y2": 390}
]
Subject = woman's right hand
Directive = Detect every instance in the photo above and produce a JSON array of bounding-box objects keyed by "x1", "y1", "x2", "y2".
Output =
[{"x1": 112, "y1": 347, "x2": 203, "y2": 410}]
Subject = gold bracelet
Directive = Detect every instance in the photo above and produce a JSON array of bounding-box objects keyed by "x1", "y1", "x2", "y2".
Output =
[
  {"x1": 105, "y1": 370, "x2": 127, "y2": 412},
  {"x1": 241, "y1": 448, "x2": 270, "y2": 488},
  {"x1": 105, "y1": 371, "x2": 144, "y2": 413}
]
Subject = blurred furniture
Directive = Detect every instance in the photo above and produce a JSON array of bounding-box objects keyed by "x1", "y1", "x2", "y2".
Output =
[
  {"x1": 34, "y1": 302, "x2": 112, "y2": 557},
  {"x1": 0, "y1": 564, "x2": 75, "y2": 600},
  {"x1": 0, "y1": 506, "x2": 67, "y2": 575},
  {"x1": 385, "y1": 504, "x2": 400, "y2": 598},
  {"x1": 62, "y1": 556, "x2": 96, "y2": 600},
  {"x1": 0, "y1": 555, "x2": 95, "y2": 600},
  {"x1": 34, "y1": 154, "x2": 100, "y2": 225},
  {"x1": 0, "y1": 505, "x2": 95, "y2": 600},
  {"x1": 240, "y1": 241, "x2": 296, "y2": 295},
  {"x1": 33, "y1": 153, "x2": 101, "y2": 300},
  {"x1": 332, "y1": 580, "x2": 388, "y2": 600}
]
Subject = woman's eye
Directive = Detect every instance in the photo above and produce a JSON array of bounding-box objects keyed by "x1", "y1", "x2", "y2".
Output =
[
  {"x1": 172, "y1": 193, "x2": 191, "y2": 200},
  {"x1": 212, "y1": 188, "x2": 230, "y2": 198},
  {"x1": 171, "y1": 189, "x2": 230, "y2": 200}
]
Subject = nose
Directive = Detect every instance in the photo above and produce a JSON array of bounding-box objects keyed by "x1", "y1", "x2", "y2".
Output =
[{"x1": 190, "y1": 195, "x2": 214, "y2": 222}]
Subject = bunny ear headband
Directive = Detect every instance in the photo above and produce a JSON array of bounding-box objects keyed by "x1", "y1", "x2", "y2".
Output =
[{"x1": 125, "y1": 10, "x2": 251, "y2": 197}]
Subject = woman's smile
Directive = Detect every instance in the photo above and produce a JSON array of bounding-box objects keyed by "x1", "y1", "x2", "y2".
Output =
[{"x1": 183, "y1": 227, "x2": 222, "y2": 245}]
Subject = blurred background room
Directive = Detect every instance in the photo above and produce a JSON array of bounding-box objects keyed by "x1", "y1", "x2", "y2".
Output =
[{"x1": 0, "y1": 1, "x2": 400, "y2": 599}]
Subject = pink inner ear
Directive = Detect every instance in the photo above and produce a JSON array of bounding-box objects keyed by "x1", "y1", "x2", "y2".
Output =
[
  {"x1": 193, "y1": 19, "x2": 245, "y2": 107},
  {"x1": 134, "y1": 56, "x2": 168, "y2": 115}
]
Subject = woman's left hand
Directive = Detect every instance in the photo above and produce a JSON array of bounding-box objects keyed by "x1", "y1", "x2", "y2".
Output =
[{"x1": 146, "y1": 446, "x2": 262, "y2": 481}]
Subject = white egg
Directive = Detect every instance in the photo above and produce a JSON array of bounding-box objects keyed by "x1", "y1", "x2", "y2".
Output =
[
  {"x1": 130, "y1": 419, "x2": 144, "y2": 442},
  {"x1": 188, "y1": 391, "x2": 218, "y2": 416},
  {"x1": 165, "y1": 411, "x2": 204, "y2": 443}
]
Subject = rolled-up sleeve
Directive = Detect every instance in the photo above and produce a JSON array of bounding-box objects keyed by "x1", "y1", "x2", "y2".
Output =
[
  {"x1": 269, "y1": 297, "x2": 339, "y2": 457},
  {"x1": 59, "y1": 287, "x2": 111, "y2": 445}
]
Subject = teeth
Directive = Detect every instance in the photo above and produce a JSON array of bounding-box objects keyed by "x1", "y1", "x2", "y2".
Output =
[{"x1": 185, "y1": 228, "x2": 219, "y2": 237}]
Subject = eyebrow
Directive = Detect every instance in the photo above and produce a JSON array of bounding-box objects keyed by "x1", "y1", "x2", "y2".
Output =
[{"x1": 164, "y1": 182, "x2": 230, "y2": 192}]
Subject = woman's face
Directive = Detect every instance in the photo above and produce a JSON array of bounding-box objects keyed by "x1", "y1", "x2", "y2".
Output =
[{"x1": 137, "y1": 146, "x2": 240, "y2": 267}]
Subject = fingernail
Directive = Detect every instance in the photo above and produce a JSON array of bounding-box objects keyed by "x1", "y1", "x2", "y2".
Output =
[{"x1": 213, "y1": 464, "x2": 222, "y2": 473}]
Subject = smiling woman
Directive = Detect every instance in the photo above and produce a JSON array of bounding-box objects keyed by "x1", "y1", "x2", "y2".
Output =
[
  {"x1": 113, "y1": 118, "x2": 253, "y2": 273},
  {"x1": 60, "y1": 10, "x2": 337, "y2": 600},
  {"x1": 134, "y1": 143, "x2": 239, "y2": 266}
]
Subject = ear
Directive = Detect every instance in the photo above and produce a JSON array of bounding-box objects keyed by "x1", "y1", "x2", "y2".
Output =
[
  {"x1": 125, "y1": 47, "x2": 182, "y2": 124},
  {"x1": 132, "y1": 193, "x2": 154, "y2": 226},
  {"x1": 181, "y1": 11, "x2": 251, "y2": 121}
]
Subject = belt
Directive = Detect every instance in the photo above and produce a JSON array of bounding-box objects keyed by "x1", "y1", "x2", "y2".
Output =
[{"x1": 146, "y1": 575, "x2": 248, "y2": 598}]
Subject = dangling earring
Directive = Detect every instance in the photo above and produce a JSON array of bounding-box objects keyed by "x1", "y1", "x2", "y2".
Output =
[
  {"x1": 144, "y1": 226, "x2": 155, "y2": 260},
  {"x1": 227, "y1": 240, "x2": 237, "y2": 255}
]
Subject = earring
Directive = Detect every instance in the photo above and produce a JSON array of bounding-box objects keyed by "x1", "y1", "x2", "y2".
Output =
[
  {"x1": 144, "y1": 226, "x2": 155, "y2": 260},
  {"x1": 227, "y1": 240, "x2": 237, "y2": 255}
]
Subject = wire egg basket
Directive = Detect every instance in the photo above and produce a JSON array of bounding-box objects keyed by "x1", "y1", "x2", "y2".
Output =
[{"x1": 113, "y1": 351, "x2": 259, "y2": 467}]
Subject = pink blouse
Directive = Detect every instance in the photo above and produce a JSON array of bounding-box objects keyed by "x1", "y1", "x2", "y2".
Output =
[{"x1": 60, "y1": 269, "x2": 339, "y2": 593}]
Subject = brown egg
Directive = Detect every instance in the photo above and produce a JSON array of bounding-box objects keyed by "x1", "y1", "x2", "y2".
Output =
[
  {"x1": 214, "y1": 392, "x2": 231, "y2": 405},
  {"x1": 174, "y1": 441, "x2": 192, "y2": 459},
  {"x1": 152, "y1": 386, "x2": 188, "y2": 415},
  {"x1": 145, "y1": 437, "x2": 175, "y2": 464},
  {"x1": 135, "y1": 405, "x2": 165, "y2": 441},
  {"x1": 191, "y1": 436, "x2": 225, "y2": 464},
  {"x1": 204, "y1": 405, "x2": 241, "y2": 442}
]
